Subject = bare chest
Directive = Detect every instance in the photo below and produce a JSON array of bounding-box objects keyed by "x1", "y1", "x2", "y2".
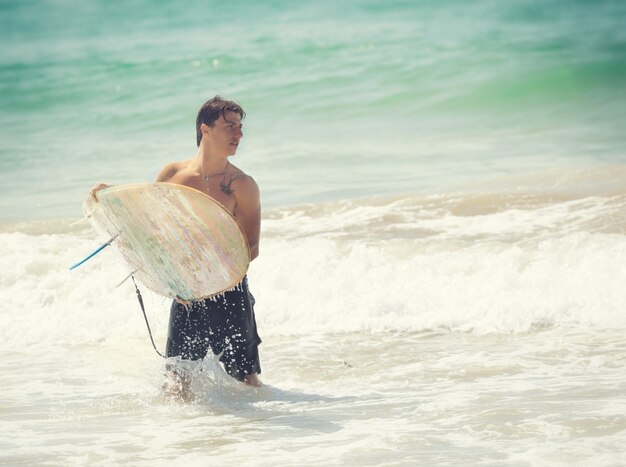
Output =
[{"x1": 176, "y1": 177, "x2": 237, "y2": 215}]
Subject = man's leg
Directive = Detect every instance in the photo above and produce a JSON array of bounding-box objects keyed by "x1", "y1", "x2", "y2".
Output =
[
  {"x1": 163, "y1": 364, "x2": 192, "y2": 401},
  {"x1": 243, "y1": 374, "x2": 262, "y2": 387},
  {"x1": 208, "y1": 280, "x2": 263, "y2": 384},
  {"x1": 164, "y1": 300, "x2": 211, "y2": 400}
]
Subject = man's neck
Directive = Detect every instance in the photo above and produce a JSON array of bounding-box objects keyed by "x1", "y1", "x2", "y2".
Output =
[{"x1": 194, "y1": 146, "x2": 229, "y2": 177}]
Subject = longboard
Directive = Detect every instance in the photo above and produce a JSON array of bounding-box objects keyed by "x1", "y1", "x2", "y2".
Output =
[{"x1": 82, "y1": 182, "x2": 250, "y2": 300}]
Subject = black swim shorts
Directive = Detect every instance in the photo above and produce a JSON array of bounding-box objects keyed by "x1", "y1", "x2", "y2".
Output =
[{"x1": 165, "y1": 277, "x2": 262, "y2": 381}]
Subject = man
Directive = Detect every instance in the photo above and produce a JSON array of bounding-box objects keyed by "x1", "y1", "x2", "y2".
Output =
[
  {"x1": 91, "y1": 96, "x2": 262, "y2": 392},
  {"x1": 159, "y1": 96, "x2": 262, "y2": 391}
]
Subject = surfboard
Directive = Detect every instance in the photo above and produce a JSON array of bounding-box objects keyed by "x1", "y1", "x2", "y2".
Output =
[{"x1": 82, "y1": 182, "x2": 250, "y2": 301}]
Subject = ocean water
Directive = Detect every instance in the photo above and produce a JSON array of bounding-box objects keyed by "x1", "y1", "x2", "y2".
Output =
[{"x1": 1, "y1": 0, "x2": 626, "y2": 465}]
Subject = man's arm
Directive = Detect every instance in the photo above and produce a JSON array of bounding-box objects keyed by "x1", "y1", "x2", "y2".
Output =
[
  {"x1": 156, "y1": 162, "x2": 178, "y2": 183},
  {"x1": 234, "y1": 176, "x2": 261, "y2": 261}
]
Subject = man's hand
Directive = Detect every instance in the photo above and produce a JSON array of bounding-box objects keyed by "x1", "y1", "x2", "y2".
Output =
[
  {"x1": 175, "y1": 296, "x2": 191, "y2": 306},
  {"x1": 89, "y1": 183, "x2": 111, "y2": 202}
]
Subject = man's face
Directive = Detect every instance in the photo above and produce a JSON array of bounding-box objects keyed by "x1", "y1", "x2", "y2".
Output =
[{"x1": 207, "y1": 110, "x2": 243, "y2": 156}]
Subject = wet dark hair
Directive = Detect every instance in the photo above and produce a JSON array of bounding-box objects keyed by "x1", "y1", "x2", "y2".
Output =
[{"x1": 195, "y1": 96, "x2": 246, "y2": 147}]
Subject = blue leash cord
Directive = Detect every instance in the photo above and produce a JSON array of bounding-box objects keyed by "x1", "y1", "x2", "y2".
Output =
[
  {"x1": 68, "y1": 234, "x2": 164, "y2": 358},
  {"x1": 68, "y1": 233, "x2": 119, "y2": 270}
]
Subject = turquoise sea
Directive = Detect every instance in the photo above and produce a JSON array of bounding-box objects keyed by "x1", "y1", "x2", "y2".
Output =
[
  {"x1": 1, "y1": 0, "x2": 624, "y2": 218},
  {"x1": 1, "y1": 1, "x2": 626, "y2": 465}
]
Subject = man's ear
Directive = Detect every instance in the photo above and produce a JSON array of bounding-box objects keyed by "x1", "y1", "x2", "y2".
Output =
[{"x1": 201, "y1": 123, "x2": 212, "y2": 138}]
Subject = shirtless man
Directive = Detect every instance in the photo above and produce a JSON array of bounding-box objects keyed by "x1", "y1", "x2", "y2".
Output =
[{"x1": 91, "y1": 96, "x2": 262, "y2": 390}]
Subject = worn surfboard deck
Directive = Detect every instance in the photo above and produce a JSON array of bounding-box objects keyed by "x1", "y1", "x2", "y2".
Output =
[{"x1": 83, "y1": 182, "x2": 250, "y2": 300}]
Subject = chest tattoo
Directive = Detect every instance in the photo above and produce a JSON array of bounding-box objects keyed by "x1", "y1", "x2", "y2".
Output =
[{"x1": 219, "y1": 175, "x2": 237, "y2": 195}]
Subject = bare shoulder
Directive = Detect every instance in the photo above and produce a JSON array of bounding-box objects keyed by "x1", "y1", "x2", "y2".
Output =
[
  {"x1": 230, "y1": 166, "x2": 259, "y2": 197},
  {"x1": 156, "y1": 160, "x2": 190, "y2": 183},
  {"x1": 236, "y1": 173, "x2": 259, "y2": 194}
]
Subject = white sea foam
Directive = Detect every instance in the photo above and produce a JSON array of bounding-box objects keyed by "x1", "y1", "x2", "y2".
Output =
[
  {"x1": 2, "y1": 0, "x2": 625, "y2": 461},
  {"x1": 1, "y1": 187, "x2": 624, "y2": 352},
  {"x1": 2, "y1": 184, "x2": 625, "y2": 466}
]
